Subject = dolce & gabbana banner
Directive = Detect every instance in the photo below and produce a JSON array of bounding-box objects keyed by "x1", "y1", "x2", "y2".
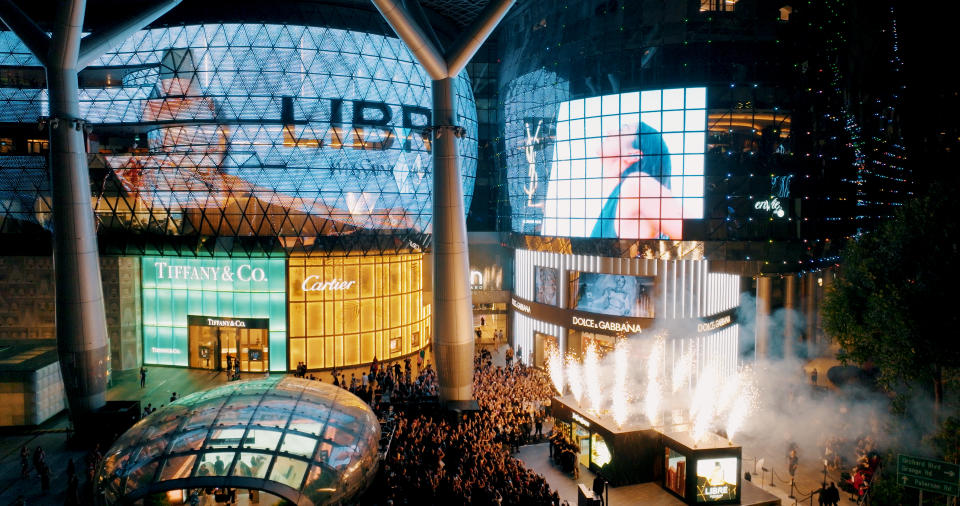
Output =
[{"x1": 141, "y1": 256, "x2": 287, "y2": 370}]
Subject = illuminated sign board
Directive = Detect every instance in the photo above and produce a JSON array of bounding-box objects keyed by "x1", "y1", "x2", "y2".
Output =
[
  {"x1": 141, "y1": 257, "x2": 287, "y2": 370},
  {"x1": 301, "y1": 276, "x2": 357, "y2": 292},
  {"x1": 696, "y1": 457, "x2": 739, "y2": 502},
  {"x1": 512, "y1": 298, "x2": 532, "y2": 313},
  {"x1": 506, "y1": 86, "x2": 706, "y2": 239},
  {"x1": 698, "y1": 315, "x2": 733, "y2": 333},
  {"x1": 153, "y1": 261, "x2": 268, "y2": 282},
  {"x1": 572, "y1": 316, "x2": 644, "y2": 334},
  {"x1": 574, "y1": 273, "x2": 655, "y2": 318}
]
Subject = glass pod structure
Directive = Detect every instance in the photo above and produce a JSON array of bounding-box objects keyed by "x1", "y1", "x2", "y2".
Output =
[{"x1": 96, "y1": 377, "x2": 380, "y2": 505}]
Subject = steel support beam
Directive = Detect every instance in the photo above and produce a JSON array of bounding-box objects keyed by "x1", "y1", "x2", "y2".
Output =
[
  {"x1": 370, "y1": 0, "x2": 515, "y2": 403},
  {"x1": 0, "y1": 0, "x2": 49, "y2": 64},
  {"x1": 0, "y1": 0, "x2": 181, "y2": 424}
]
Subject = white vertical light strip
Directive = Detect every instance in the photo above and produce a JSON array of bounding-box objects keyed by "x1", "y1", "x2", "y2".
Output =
[{"x1": 680, "y1": 260, "x2": 687, "y2": 318}]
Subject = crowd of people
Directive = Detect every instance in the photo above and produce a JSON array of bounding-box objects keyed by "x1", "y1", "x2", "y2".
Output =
[
  {"x1": 839, "y1": 437, "x2": 881, "y2": 501},
  {"x1": 13, "y1": 444, "x2": 103, "y2": 506},
  {"x1": 373, "y1": 347, "x2": 560, "y2": 505}
]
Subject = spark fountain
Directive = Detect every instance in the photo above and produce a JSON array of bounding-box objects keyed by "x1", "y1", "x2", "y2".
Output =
[
  {"x1": 549, "y1": 331, "x2": 757, "y2": 493},
  {"x1": 566, "y1": 354, "x2": 583, "y2": 407},
  {"x1": 584, "y1": 344, "x2": 603, "y2": 412},
  {"x1": 611, "y1": 339, "x2": 628, "y2": 428},
  {"x1": 546, "y1": 345, "x2": 564, "y2": 395},
  {"x1": 644, "y1": 336, "x2": 664, "y2": 426}
]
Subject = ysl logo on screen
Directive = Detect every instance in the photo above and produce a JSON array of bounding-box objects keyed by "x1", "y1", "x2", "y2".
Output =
[
  {"x1": 522, "y1": 119, "x2": 545, "y2": 208},
  {"x1": 771, "y1": 174, "x2": 793, "y2": 198}
]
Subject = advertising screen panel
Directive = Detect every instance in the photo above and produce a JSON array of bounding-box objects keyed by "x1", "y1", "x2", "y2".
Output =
[
  {"x1": 695, "y1": 457, "x2": 738, "y2": 502},
  {"x1": 573, "y1": 273, "x2": 655, "y2": 318},
  {"x1": 506, "y1": 87, "x2": 706, "y2": 239},
  {"x1": 534, "y1": 266, "x2": 559, "y2": 306}
]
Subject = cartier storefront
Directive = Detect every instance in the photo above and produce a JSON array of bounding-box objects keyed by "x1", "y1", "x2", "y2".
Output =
[{"x1": 287, "y1": 253, "x2": 430, "y2": 370}]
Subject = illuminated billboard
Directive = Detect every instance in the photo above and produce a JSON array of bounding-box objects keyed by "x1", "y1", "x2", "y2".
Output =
[
  {"x1": 506, "y1": 87, "x2": 706, "y2": 239},
  {"x1": 572, "y1": 273, "x2": 655, "y2": 318},
  {"x1": 0, "y1": 25, "x2": 477, "y2": 243},
  {"x1": 534, "y1": 266, "x2": 559, "y2": 306},
  {"x1": 696, "y1": 457, "x2": 738, "y2": 502}
]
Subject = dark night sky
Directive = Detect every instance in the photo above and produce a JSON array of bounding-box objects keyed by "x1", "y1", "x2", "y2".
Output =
[{"x1": 893, "y1": 0, "x2": 960, "y2": 190}]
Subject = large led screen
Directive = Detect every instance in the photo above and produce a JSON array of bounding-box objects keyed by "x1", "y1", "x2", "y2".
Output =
[
  {"x1": 506, "y1": 87, "x2": 706, "y2": 239},
  {"x1": 573, "y1": 273, "x2": 654, "y2": 318},
  {"x1": 695, "y1": 457, "x2": 738, "y2": 502},
  {"x1": 0, "y1": 25, "x2": 478, "y2": 239}
]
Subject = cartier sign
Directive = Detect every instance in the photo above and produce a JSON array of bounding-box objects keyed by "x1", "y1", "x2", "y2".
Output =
[{"x1": 301, "y1": 276, "x2": 357, "y2": 292}]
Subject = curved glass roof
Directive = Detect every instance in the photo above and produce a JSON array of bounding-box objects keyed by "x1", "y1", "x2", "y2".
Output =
[{"x1": 96, "y1": 377, "x2": 380, "y2": 506}]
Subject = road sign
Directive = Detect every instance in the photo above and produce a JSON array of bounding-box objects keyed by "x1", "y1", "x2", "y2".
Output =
[{"x1": 898, "y1": 454, "x2": 959, "y2": 497}]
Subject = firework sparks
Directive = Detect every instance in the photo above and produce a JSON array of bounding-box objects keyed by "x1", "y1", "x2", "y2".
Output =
[
  {"x1": 726, "y1": 367, "x2": 758, "y2": 441},
  {"x1": 672, "y1": 349, "x2": 694, "y2": 393},
  {"x1": 546, "y1": 346, "x2": 565, "y2": 395},
  {"x1": 566, "y1": 355, "x2": 583, "y2": 406},
  {"x1": 645, "y1": 336, "x2": 665, "y2": 426},
  {"x1": 612, "y1": 339, "x2": 629, "y2": 428},
  {"x1": 584, "y1": 344, "x2": 603, "y2": 412},
  {"x1": 689, "y1": 361, "x2": 720, "y2": 444}
]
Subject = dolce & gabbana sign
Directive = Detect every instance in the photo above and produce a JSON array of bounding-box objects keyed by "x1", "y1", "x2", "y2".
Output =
[
  {"x1": 571, "y1": 316, "x2": 644, "y2": 334},
  {"x1": 154, "y1": 261, "x2": 267, "y2": 282},
  {"x1": 509, "y1": 295, "x2": 653, "y2": 335}
]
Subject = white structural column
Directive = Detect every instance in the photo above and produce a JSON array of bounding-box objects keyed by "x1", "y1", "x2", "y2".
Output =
[
  {"x1": 371, "y1": 0, "x2": 515, "y2": 403},
  {"x1": 755, "y1": 276, "x2": 772, "y2": 360},
  {"x1": 783, "y1": 274, "x2": 797, "y2": 359},
  {"x1": 431, "y1": 77, "x2": 474, "y2": 400},
  {"x1": 0, "y1": 0, "x2": 181, "y2": 423}
]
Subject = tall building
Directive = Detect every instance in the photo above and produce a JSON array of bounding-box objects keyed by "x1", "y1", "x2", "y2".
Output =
[
  {"x1": 488, "y1": 0, "x2": 909, "y2": 368},
  {"x1": 0, "y1": 0, "x2": 909, "y2": 415}
]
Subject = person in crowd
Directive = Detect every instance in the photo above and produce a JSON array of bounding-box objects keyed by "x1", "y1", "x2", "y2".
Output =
[{"x1": 139, "y1": 366, "x2": 147, "y2": 388}]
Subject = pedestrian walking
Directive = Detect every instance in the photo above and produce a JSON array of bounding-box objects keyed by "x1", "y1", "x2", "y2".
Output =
[
  {"x1": 19, "y1": 446, "x2": 29, "y2": 478},
  {"x1": 139, "y1": 366, "x2": 147, "y2": 388},
  {"x1": 40, "y1": 462, "x2": 50, "y2": 494},
  {"x1": 788, "y1": 448, "x2": 799, "y2": 478},
  {"x1": 32, "y1": 446, "x2": 45, "y2": 477}
]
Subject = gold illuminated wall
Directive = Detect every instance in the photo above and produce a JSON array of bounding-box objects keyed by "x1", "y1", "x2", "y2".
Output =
[{"x1": 287, "y1": 254, "x2": 429, "y2": 370}]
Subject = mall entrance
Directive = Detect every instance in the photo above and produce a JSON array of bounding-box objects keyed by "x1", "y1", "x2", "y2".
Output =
[{"x1": 187, "y1": 316, "x2": 269, "y2": 372}]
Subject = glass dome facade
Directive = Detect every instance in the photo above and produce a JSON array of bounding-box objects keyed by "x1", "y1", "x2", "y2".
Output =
[{"x1": 96, "y1": 377, "x2": 380, "y2": 505}]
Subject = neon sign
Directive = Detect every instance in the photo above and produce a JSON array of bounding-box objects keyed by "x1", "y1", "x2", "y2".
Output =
[{"x1": 754, "y1": 197, "x2": 785, "y2": 218}]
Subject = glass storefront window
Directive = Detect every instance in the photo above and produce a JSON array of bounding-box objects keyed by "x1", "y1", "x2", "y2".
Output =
[
  {"x1": 288, "y1": 254, "x2": 428, "y2": 369},
  {"x1": 141, "y1": 257, "x2": 287, "y2": 370}
]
